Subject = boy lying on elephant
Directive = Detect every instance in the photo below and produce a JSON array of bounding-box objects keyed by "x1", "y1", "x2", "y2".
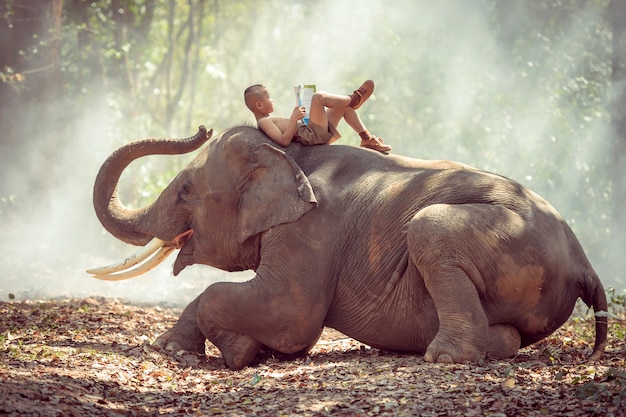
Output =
[{"x1": 244, "y1": 80, "x2": 392, "y2": 154}]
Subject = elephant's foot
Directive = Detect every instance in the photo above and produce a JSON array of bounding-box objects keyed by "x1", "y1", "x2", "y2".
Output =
[
  {"x1": 211, "y1": 329, "x2": 262, "y2": 370},
  {"x1": 486, "y1": 324, "x2": 521, "y2": 360},
  {"x1": 153, "y1": 294, "x2": 206, "y2": 354},
  {"x1": 208, "y1": 327, "x2": 323, "y2": 370},
  {"x1": 153, "y1": 324, "x2": 206, "y2": 354},
  {"x1": 424, "y1": 334, "x2": 486, "y2": 364},
  {"x1": 424, "y1": 324, "x2": 521, "y2": 363}
]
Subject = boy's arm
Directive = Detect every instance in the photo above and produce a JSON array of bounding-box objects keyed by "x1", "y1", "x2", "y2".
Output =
[
  {"x1": 258, "y1": 118, "x2": 295, "y2": 147},
  {"x1": 258, "y1": 107, "x2": 305, "y2": 147}
]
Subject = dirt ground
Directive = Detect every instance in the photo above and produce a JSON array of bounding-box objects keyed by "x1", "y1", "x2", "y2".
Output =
[{"x1": 1, "y1": 297, "x2": 624, "y2": 416}]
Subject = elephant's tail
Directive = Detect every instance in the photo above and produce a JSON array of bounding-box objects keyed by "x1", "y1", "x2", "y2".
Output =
[{"x1": 581, "y1": 271, "x2": 608, "y2": 362}]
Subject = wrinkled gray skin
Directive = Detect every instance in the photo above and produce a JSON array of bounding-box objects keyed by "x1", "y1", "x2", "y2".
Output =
[{"x1": 93, "y1": 125, "x2": 607, "y2": 370}]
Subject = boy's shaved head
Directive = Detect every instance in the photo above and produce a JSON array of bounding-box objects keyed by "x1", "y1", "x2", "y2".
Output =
[{"x1": 244, "y1": 84, "x2": 266, "y2": 111}]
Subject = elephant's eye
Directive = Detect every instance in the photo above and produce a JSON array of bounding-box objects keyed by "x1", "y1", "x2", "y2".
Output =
[{"x1": 178, "y1": 182, "x2": 192, "y2": 202}]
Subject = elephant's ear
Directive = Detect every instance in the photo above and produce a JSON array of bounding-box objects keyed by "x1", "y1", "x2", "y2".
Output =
[{"x1": 237, "y1": 143, "x2": 317, "y2": 243}]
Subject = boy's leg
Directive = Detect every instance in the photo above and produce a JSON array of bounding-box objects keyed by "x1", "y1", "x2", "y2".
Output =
[
  {"x1": 328, "y1": 107, "x2": 392, "y2": 154},
  {"x1": 308, "y1": 92, "x2": 351, "y2": 130},
  {"x1": 329, "y1": 107, "x2": 365, "y2": 132},
  {"x1": 308, "y1": 80, "x2": 375, "y2": 128}
]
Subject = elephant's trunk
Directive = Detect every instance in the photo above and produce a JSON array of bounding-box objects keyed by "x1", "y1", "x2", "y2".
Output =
[{"x1": 93, "y1": 126, "x2": 212, "y2": 246}]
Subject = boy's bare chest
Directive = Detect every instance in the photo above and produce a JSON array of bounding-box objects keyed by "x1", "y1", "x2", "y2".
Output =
[{"x1": 268, "y1": 116, "x2": 291, "y2": 131}]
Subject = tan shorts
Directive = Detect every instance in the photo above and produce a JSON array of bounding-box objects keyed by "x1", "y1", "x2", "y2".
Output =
[{"x1": 294, "y1": 120, "x2": 341, "y2": 145}]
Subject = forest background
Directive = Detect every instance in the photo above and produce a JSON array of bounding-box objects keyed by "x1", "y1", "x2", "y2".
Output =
[{"x1": 1, "y1": 0, "x2": 625, "y2": 306}]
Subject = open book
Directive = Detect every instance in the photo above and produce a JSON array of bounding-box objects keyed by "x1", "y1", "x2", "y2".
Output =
[{"x1": 293, "y1": 84, "x2": 316, "y2": 125}]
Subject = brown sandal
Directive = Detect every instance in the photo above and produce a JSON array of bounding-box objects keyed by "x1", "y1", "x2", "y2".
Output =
[
  {"x1": 360, "y1": 136, "x2": 392, "y2": 154},
  {"x1": 350, "y1": 80, "x2": 375, "y2": 110}
]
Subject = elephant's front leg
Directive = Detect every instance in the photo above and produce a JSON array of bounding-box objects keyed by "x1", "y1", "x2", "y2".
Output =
[
  {"x1": 153, "y1": 294, "x2": 207, "y2": 354},
  {"x1": 195, "y1": 279, "x2": 327, "y2": 370},
  {"x1": 200, "y1": 326, "x2": 262, "y2": 370}
]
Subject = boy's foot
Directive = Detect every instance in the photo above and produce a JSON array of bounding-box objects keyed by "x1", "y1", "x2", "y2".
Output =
[
  {"x1": 361, "y1": 136, "x2": 392, "y2": 154},
  {"x1": 350, "y1": 80, "x2": 375, "y2": 110}
]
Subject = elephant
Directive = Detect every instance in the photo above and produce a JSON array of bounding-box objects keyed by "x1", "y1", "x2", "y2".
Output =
[{"x1": 88, "y1": 125, "x2": 608, "y2": 370}]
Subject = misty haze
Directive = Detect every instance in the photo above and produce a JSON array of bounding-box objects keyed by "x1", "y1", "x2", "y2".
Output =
[{"x1": 1, "y1": 0, "x2": 625, "y2": 307}]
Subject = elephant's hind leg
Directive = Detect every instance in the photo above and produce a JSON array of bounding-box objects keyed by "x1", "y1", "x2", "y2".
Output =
[
  {"x1": 407, "y1": 203, "x2": 519, "y2": 363},
  {"x1": 418, "y1": 263, "x2": 489, "y2": 364}
]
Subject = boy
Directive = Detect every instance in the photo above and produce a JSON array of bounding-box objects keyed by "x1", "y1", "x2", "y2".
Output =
[{"x1": 244, "y1": 80, "x2": 392, "y2": 153}]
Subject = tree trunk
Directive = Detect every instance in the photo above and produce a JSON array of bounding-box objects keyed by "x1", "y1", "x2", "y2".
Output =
[{"x1": 0, "y1": 0, "x2": 63, "y2": 202}]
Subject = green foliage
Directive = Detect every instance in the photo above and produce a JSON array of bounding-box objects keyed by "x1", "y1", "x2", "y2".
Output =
[{"x1": 605, "y1": 287, "x2": 626, "y2": 318}]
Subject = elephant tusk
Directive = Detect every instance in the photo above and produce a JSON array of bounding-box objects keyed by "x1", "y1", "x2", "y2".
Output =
[
  {"x1": 86, "y1": 237, "x2": 165, "y2": 275},
  {"x1": 89, "y1": 246, "x2": 177, "y2": 281}
]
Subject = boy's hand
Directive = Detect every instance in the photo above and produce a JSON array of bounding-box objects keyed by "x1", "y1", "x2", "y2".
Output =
[{"x1": 291, "y1": 106, "x2": 306, "y2": 121}]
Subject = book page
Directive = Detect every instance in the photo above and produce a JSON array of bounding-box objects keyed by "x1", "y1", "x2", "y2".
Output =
[{"x1": 293, "y1": 84, "x2": 316, "y2": 124}]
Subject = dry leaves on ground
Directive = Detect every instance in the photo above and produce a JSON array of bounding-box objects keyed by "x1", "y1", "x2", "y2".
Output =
[{"x1": 1, "y1": 297, "x2": 625, "y2": 416}]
